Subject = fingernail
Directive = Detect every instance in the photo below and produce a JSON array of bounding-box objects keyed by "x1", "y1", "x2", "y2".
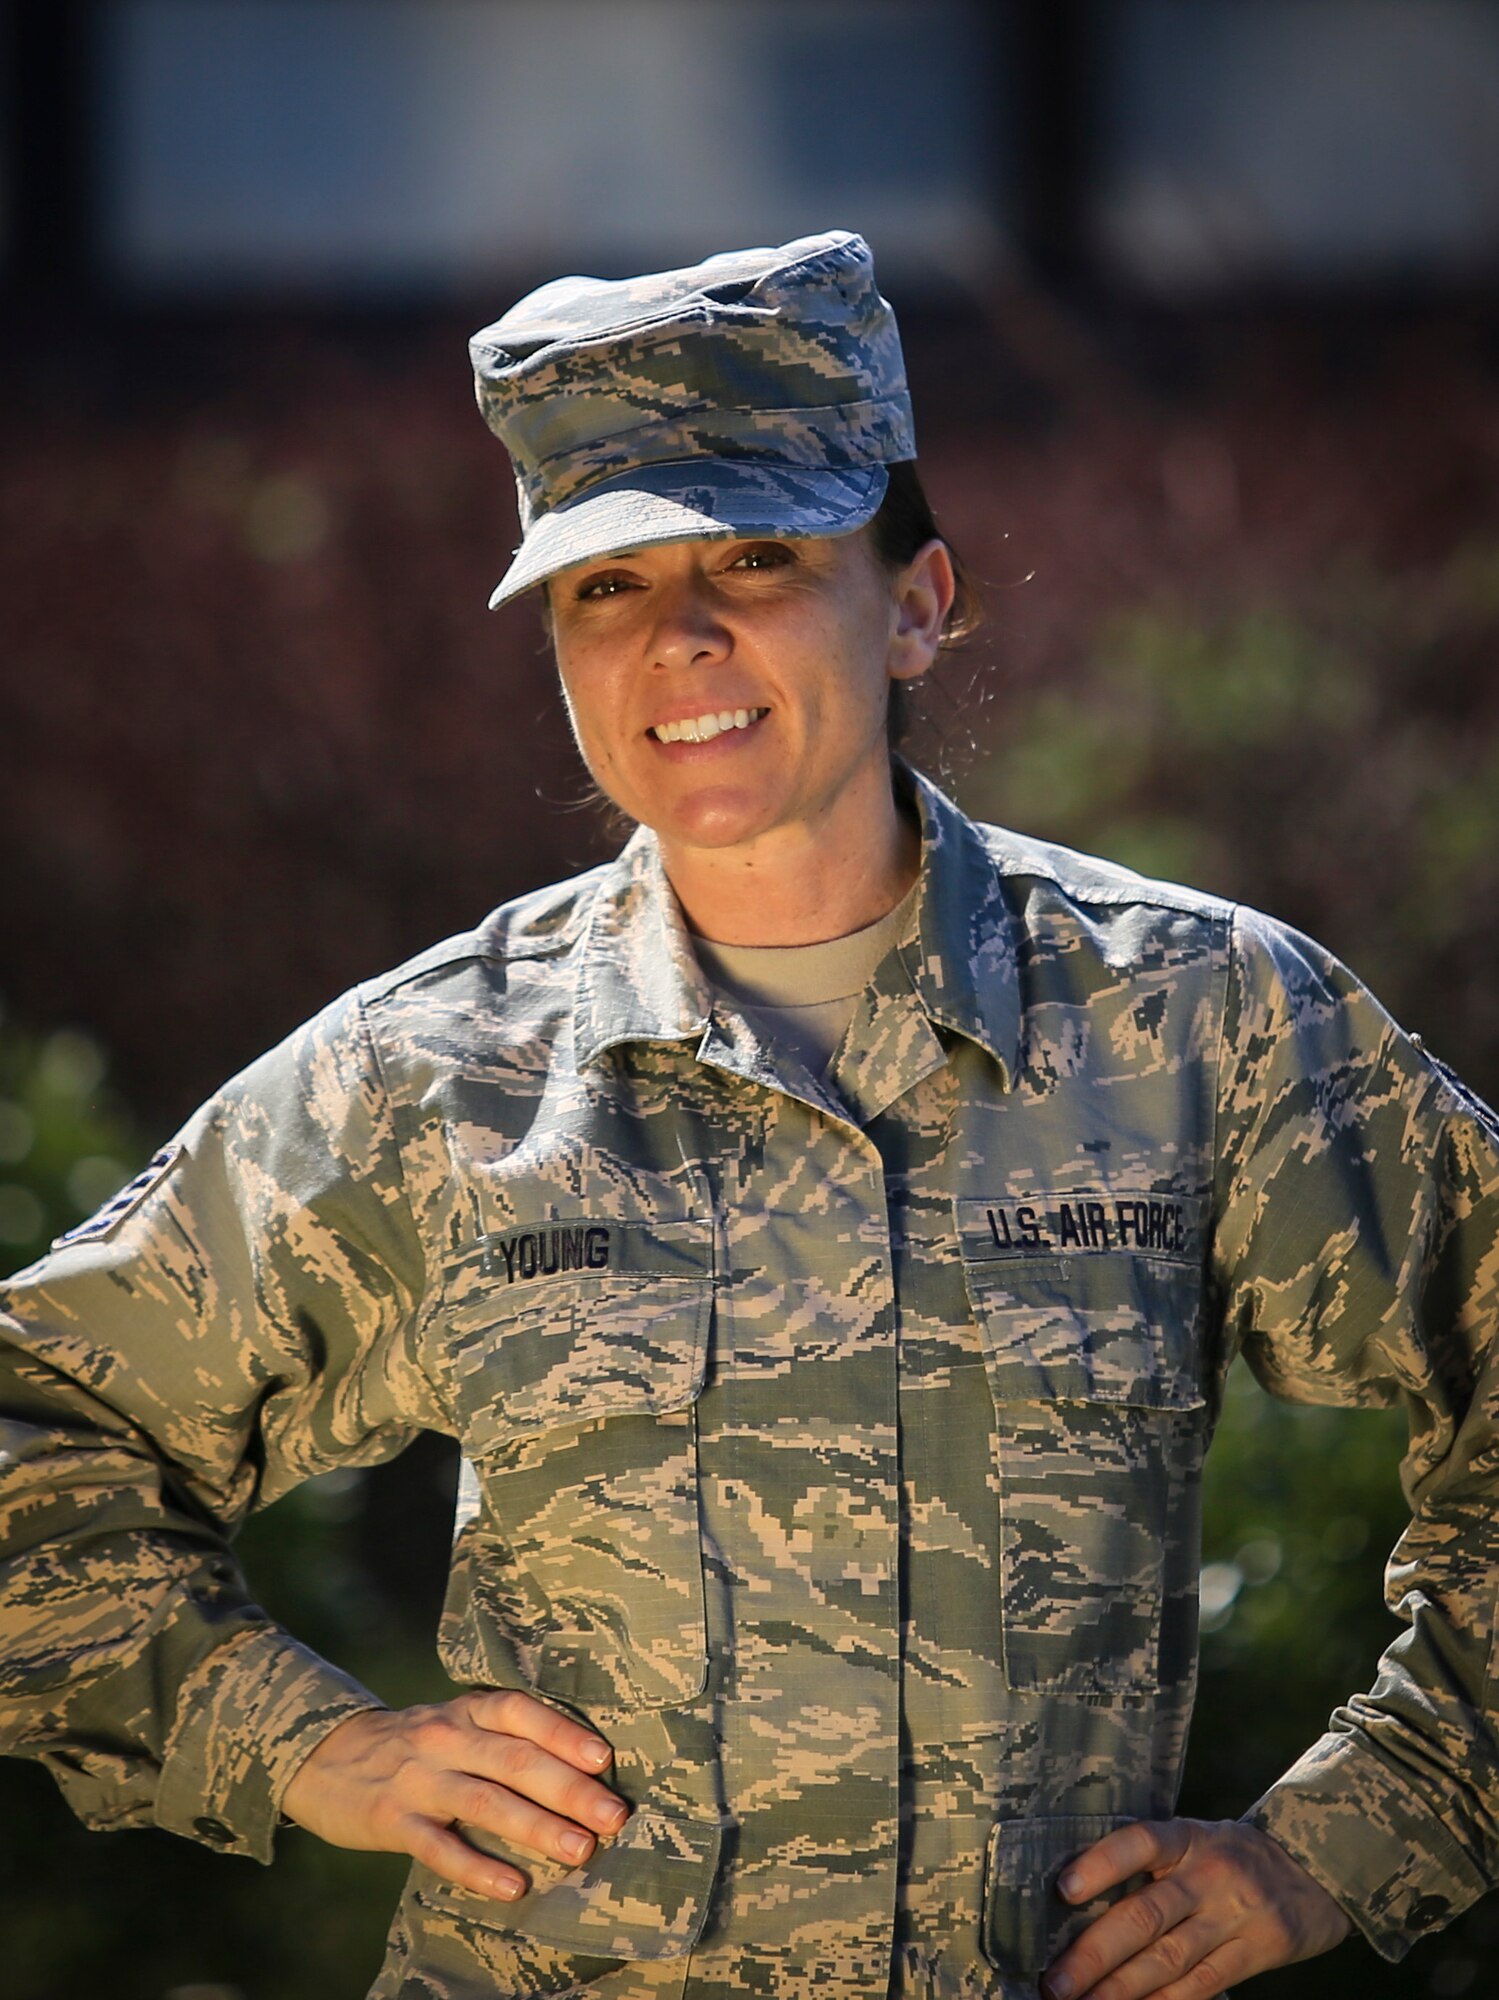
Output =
[
  {"x1": 560, "y1": 1830, "x2": 592, "y2": 1862},
  {"x1": 1043, "y1": 1975, "x2": 1074, "y2": 2000},
  {"x1": 582, "y1": 1738, "x2": 612, "y2": 1768},
  {"x1": 598, "y1": 1801, "x2": 628, "y2": 1833},
  {"x1": 494, "y1": 1875, "x2": 525, "y2": 1901},
  {"x1": 1058, "y1": 1869, "x2": 1082, "y2": 1899}
]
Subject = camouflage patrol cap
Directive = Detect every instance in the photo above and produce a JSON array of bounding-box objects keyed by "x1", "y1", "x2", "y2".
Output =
[{"x1": 469, "y1": 228, "x2": 915, "y2": 607}]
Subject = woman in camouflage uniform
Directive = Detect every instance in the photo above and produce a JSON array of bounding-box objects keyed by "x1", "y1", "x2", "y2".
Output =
[{"x1": 2, "y1": 233, "x2": 1495, "y2": 2000}]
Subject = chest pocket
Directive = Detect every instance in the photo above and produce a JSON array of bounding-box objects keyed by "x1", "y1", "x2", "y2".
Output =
[
  {"x1": 436, "y1": 1218, "x2": 713, "y2": 1711},
  {"x1": 958, "y1": 1195, "x2": 1209, "y2": 1697}
]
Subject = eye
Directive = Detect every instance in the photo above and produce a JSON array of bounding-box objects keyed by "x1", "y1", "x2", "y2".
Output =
[
  {"x1": 572, "y1": 568, "x2": 640, "y2": 602},
  {"x1": 726, "y1": 541, "x2": 795, "y2": 572}
]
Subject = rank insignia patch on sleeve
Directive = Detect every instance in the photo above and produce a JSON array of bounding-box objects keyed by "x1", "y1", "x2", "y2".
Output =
[{"x1": 51, "y1": 1142, "x2": 184, "y2": 1249}]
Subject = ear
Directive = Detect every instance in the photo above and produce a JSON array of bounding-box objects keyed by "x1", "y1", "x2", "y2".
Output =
[{"x1": 888, "y1": 539, "x2": 956, "y2": 683}]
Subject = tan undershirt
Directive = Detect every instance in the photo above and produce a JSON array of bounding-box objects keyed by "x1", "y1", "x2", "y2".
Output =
[{"x1": 691, "y1": 884, "x2": 917, "y2": 1076}]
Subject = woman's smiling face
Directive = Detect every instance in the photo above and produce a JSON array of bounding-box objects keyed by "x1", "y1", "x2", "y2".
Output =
[{"x1": 546, "y1": 528, "x2": 950, "y2": 867}]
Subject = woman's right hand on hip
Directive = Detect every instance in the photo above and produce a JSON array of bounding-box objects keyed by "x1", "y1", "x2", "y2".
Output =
[{"x1": 280, "y1": 1688, "x2": 629, "y2": 1901}]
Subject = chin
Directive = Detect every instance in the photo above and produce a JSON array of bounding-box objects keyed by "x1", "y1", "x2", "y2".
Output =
[{"x1": 647, "y1": 788, "x2": 778, "y2": 852}]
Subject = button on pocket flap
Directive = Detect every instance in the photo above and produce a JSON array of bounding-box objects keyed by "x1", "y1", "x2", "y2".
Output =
[
  {"x1": 413, "y1": 1803, "x2": 722, "y2": 1961},
  {"x1": 981, "y1": 1813, "x2": 1148, "y2": 1980},
  {"x1": 958, "y1": 1199, "x2": 1205, "y2": 1410},
  {"x1": 443, "y1": 1219, "x2": 713, "y2": 1448}
]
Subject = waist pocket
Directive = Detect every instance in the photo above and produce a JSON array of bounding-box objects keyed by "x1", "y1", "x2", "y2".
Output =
[
  {"x1": 981, "y1": 1814, "x2": 1148, "y2": 1983},
  {"x1": 409, "y1": 1802, "x2": 722, "y2": 1962},
  {"x1": 436, "y1": 1219, "x2": 714, "y2": 1710},
  {"x1": 960, "y1": 1236, "x2": 1209, "y2": 1696}
]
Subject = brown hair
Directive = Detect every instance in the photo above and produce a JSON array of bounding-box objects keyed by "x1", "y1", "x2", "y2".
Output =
[
  {"x1": 869, "y1": 459, "x2": 983, "y2": 649},
  {"x1": 869, "y1": 460, "x2": 982, "y2": 753}
]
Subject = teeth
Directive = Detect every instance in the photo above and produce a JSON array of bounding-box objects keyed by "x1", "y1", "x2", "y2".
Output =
[{"x1": 652, "y1": 707, "x2": 766, "y2": 744}]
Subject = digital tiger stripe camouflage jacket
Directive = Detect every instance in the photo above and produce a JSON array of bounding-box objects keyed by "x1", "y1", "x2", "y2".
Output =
[{"x1": 1, "y1": 770, "x2": 1495, "y2": 1998}]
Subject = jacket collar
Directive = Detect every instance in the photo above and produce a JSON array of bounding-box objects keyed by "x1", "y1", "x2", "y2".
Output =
[
  {"x1": 570, "y1": 823, "x2": 713, "y2": 1070},
  {"x1": 570, "y1": 763, "x2": 1022, "y2": 1090},
  {"x1": 896, "y1": 764, "x2": 1022, "y2": 1089}
]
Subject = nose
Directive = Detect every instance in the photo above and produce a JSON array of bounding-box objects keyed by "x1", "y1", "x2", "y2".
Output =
[{"x1": 647, "y1": 570, "x2": 731, "y2": 671}]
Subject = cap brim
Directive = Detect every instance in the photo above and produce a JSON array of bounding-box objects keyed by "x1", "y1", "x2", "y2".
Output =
[{"x1": 487, "y1": 458, "x2": 890, "y2": 608}]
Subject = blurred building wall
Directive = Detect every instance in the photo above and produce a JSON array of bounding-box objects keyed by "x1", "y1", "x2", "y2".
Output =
[
  {"x1": 101, "y1": 0, "x2": 1003, "y2": 291},
  {"x1": 48, "y1": 0, "x2": 1499, "y2": 300}
]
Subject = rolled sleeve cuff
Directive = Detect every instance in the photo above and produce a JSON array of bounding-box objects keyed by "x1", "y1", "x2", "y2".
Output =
[
  {"x1": 155, "y1": 1623, "x2": 386, "y2": 1863},
  {"x1": 1247, "y1": 1730, "x2": 1491, "y2": 1961}
]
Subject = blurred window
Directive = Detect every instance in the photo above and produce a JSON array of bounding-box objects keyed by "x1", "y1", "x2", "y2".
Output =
[
  {"x1": 1094, "y1": 0, "x2": 1499, "y2": 293},
  {"x1": 101, "y1": 0, "x2": 1005, "y2": 295}
]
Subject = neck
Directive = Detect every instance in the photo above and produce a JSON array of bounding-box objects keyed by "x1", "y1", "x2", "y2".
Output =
[{"x1": 660, "y1": 769, "x2": 920, "y2": 947}]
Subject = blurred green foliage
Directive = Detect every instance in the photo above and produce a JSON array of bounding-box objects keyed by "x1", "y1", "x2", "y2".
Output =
[{"x1": 0, "y1": 1016, "x2": 140, "y2": 1272}]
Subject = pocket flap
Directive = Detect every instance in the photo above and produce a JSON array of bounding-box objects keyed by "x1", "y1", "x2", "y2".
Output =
[
  {"x1": 441, "y1": 1219, "x2": 713, "y2": 1448},
  {"x1": 981, "y1": 1813, "x2": 1147, "y2": 1979},
  {"x1": 958, "y1": 1205, "x2": 1206, "y2": 1410},
  {"x1": 412, "y1": 1803, "x2": 722, "y2": 1961}
]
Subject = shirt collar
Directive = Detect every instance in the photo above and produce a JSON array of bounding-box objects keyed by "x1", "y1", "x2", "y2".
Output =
[{"x1": 570, "y1": 762, "x2": 1022, "y2": 1089}]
